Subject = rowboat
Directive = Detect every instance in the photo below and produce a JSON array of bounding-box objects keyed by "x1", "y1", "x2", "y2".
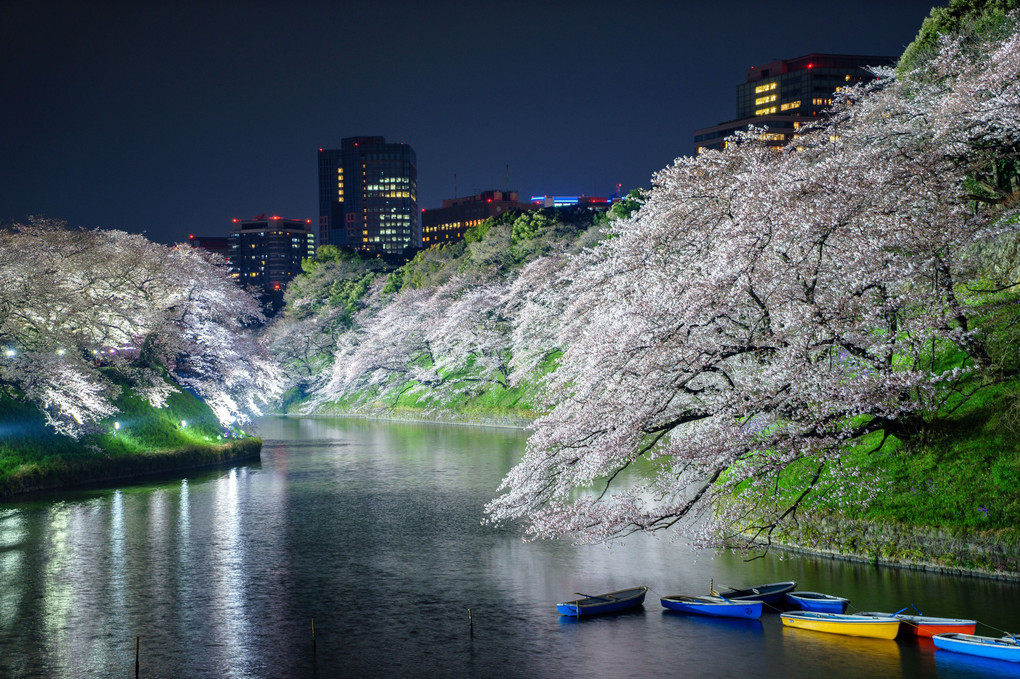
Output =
[
  {"x1": 858, "y1": 611, "x2": 977, "y2": 637},
  {"x1": 557, "y1": 586, "x2": 648, "y2": 617},
  {"x1": 661, "y1": 595, "x2": 763, "y2": 620},
  {"x1": 720, "y1": 581, "x2": 797, "y2": 606},
  {"x1": 780, "y1": 611, "x2": 900, "y2": 639},
  {"x1": 932, "y1": 633, "x2": 1020, "y2": 662},
  {"x1": 786, "y1": 591, "x2": 850, "y2": 613}
]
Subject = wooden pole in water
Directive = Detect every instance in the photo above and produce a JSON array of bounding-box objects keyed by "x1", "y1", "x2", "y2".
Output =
[
  {"x1": 135, "y1": 636, "x2": 139, "y2": 678},
  {"x1": 469, "y1": 608, "x2": 474, "y2": 637},
  {"x1": 312, "y1": 618, "x2": 317, "y2": 655}
]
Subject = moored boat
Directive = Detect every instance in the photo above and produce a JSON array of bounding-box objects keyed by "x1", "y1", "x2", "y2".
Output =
[
  {"x1": 720, "y1": 581, "x2": 797, "y2": 606},
  {"x1": 661, "y1": 595, "x2": 763, "y2": 620},
  {"x1": 780, "y1": 611, "x2": 900, "y2": 639},
  {"x1": 932, "y1": 633, "x2": 1020, "y2": 662},
  {"x1": 858, "y1": 611, "x2": 977, "y2": 637},
  {"x1": 786, "y1": 591, "x2": 850, "y2": 614},
  {"x1": 557, "y1": 586, "x2": 648, "y2": 617}
]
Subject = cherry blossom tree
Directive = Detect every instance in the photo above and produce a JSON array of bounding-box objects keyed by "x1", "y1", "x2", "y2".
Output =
[
  {"x1": 485, "y1": 26, "x2": 1020, "y2": 547},
  {"x1": 0, "y1": 219, "x2": 279, "y2": 436}
]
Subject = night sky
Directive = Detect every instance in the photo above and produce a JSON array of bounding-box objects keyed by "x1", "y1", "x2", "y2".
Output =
[{"x1": 2, "y1": 0, "x2": 945, "y2": 245}]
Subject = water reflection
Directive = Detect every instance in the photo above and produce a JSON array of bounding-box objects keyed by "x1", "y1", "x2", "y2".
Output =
[{"x1": 0, "y1": 416, "x2": 1017, "y2": 678}]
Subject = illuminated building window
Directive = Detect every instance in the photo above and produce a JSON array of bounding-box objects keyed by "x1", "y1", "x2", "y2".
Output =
[
  {"x1": 754, "y1": 82, "x2": 777, "y2": 94},
  {"x1": 754, "y1": 94, "x2": 776, "y2": 105},
  {"x1": 812, "y1": 98, "x2": 833, "y2": 106},
  {"x1": 759, "y1": 133, "x2": 785, "y2": 141},
  {"x1": 755, "y1": 106, "x2": 777, "y2": 116},
  {"x1": 780, "y1": 100, "x2": 801, "y2": 111}
]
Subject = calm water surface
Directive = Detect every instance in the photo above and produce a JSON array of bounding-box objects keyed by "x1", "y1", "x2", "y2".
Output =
[{"x1": 1, "y1": 417, "x2": 1018, "y2": 678}]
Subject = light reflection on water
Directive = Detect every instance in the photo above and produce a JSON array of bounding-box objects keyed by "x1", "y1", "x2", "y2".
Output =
[{"x1": 0, "y1": 416, "x2": 1017, "y2": 678}]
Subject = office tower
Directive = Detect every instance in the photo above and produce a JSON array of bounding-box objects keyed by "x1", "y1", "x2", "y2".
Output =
[
  {"x1": 228, "y1": 215, "x2": 315, "y2": 309},
  {"x1": 317, "y1": 137, "x2": 419, "y2": 254},
  {"x1": 693, "y1": 53, "x2": 895, "y2": 154}
]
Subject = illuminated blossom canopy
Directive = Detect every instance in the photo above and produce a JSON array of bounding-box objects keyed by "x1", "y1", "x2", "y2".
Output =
[
  {"x1": 0, "y1": 220, "x2": 280, "y2": 437},
  {"x1": 485, "y1": 27, "x2": 1020, "y2": 546}
]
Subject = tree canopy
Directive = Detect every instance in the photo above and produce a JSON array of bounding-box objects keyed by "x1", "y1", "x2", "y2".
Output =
[
  {"x1": 484, "y1": 20, "x2": 1020, "y2": 547},
  {"x1": 0, "y1": 219, "x2": 279, "y2": 436}
]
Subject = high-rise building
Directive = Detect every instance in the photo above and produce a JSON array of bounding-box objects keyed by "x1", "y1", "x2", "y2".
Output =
[
  {"x1": 228, "y1": 215, "x2": 316, "y2": 309},
  {"x1": 317, "y1": 137, "x2": 419, "y2": 254},
  {"x1": 421, "y1": 189, "x2": 536, "y2": 247},
  {"x1": 693, "y1": 53, "x2": 895, "y2": 154}
]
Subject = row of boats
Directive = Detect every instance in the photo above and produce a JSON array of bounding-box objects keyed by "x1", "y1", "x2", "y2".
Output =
[{"x1": 556, "y1": 581, "x2": 1020, "y2": 664}]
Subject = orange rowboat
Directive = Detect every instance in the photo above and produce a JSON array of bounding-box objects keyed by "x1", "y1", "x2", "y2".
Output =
[{"x1": 859, "y1": 612, "x2": 976, "y2": 637}]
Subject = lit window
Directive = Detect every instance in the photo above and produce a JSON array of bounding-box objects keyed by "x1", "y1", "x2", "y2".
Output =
[
  {"x1": 754, "y1": 94, "x2": 776, "y2": 105},
  {"x1": 754, "y1": 81, "x2": 777, "y2": 94},
  {"x1": 755, "y1": 106, "x2": 777, "y2": 116},
  {"x1": 780, "y1": 100, "x2": 801, "y2": 111}
]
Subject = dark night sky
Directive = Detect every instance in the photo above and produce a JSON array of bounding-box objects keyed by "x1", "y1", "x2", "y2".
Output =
[{"x1": 1, "y1": 0, "x2": 944, "y2": 245}]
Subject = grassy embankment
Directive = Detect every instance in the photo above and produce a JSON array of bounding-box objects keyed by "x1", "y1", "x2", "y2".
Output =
[
  {"x1": 314, "y1": 351, "x2": 560, "y2": 427},
  {"x1": 0, "y1": 379, "x2": 260, "y2": 498},
  {"x1": 771, "y1": 286, "x2": 1020, "y2": 574}
]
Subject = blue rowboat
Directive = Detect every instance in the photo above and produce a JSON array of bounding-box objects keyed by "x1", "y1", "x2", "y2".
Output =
[
  {"x1": 557, "y1": 586, "x2": 648, "y2": 617},
  {"x1": 786, "y1": 591, "x2": 850, "y2": 613},
  {"x1": 932, "y1": 633, "x2": 1020, "y2": 662},
  {"x1": 720, "y1": 581, "x2": 796, "y2": 606},
  {"x1": 661, "y1": 594, "x2": 762, "y2": 619}
]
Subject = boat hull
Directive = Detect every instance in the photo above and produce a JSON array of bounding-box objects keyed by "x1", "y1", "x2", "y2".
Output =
[
  {"x1": 786, "y1": 591, "x2": 849, "y2": 614},
  {"x1": 859, "y1": 612, "x2": 977, "y2": 638},
  {"x1": 781, "y1": 612, "x2": 900, "y2": 639},
  {"x1": 661, "y1": 596, "x2": 763, "y2": 620},
  {"x1": 932, "y1": 633, "x2": 1020, "y2": 662},
  {"x1": 722, "y1": 581, "x2": 796, "y2": 606},
  {"x1": 558, "y1": 587, "x2": 648, "y2": 617}
]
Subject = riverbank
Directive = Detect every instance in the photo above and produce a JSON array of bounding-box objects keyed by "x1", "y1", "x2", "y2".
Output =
[
  {"x1": 305, "y1": 404, "x2": 535, "y2": 429},
  {"x1": 0, "y1": 385, "x2": 262, "y2": 499},
  {"x1": 770, "y1": 513, "x2": 1020, "y2": 581},
  {"x1": 0, "y1": 437, "x2": 262, "y2": 498}
]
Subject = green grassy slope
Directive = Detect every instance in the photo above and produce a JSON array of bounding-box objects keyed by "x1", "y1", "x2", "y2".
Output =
[{"x1": 0, "y1": 381, "x2": 260, "y2": 497}]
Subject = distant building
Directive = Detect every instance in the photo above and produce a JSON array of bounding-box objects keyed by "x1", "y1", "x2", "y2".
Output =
[
  {"x1": 317, "y1": 137, "x2": 419, "y2": 254},
  {"x1": 530, "y1": 194, "x2": 614, "y2": 210},
  {"x1": 693, "y1": 53, "x2": 895, "y2": 153},
  {"x1": 228, "y1": 215, "x2": 315, "y2": 309},
  {"x1": 187, "y1": 235, "x2": 230, "y2": 260},
  {"x1": 422, "y1": 189, "x2": 535, "y2": 247}
]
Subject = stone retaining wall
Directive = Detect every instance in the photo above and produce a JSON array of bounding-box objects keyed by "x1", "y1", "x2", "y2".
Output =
[{"x1": 771, "y1": 513, "x2": 1020, "y2": 581}]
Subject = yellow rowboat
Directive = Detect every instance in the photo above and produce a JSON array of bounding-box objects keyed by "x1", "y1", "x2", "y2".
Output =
[{"x1": 781, "y1": 611, "x2": 900, "y2": 639}]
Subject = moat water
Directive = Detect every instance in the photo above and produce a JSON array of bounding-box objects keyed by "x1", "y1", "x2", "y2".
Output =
[{"x1": 1, "y1": 417, "x2": 1018, "y2": 678}]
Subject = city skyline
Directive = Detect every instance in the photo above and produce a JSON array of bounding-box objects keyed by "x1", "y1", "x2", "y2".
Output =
[{"x1": 1, "y1": 0, "x2": 945, "y2": 245}]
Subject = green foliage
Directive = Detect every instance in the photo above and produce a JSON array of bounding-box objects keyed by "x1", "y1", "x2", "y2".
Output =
[
  {"x1": 510, "y1": 211, "x2": 554, "y2": 244},
  {"x1": 283, "y1": 247, "x2": 390, "y2": 320},
  {"x1": 462, "y1": 219, "x2": 492, "y2": 244},
  {"x1": 400, "y1": 241, "x2": 467, "y2": 290},
  {"x1": 381, "y1": 267, "x2": 404, "y2": 295},
  {"x1": 899, "y1": 0, "x2": 1020, "y2": 75},
  {"x1": 328, "y1": 273, "x2": 376, "y2": 327},
  {"x1": 601, "y1": 189, "x2": 644, "y2": 223}
]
